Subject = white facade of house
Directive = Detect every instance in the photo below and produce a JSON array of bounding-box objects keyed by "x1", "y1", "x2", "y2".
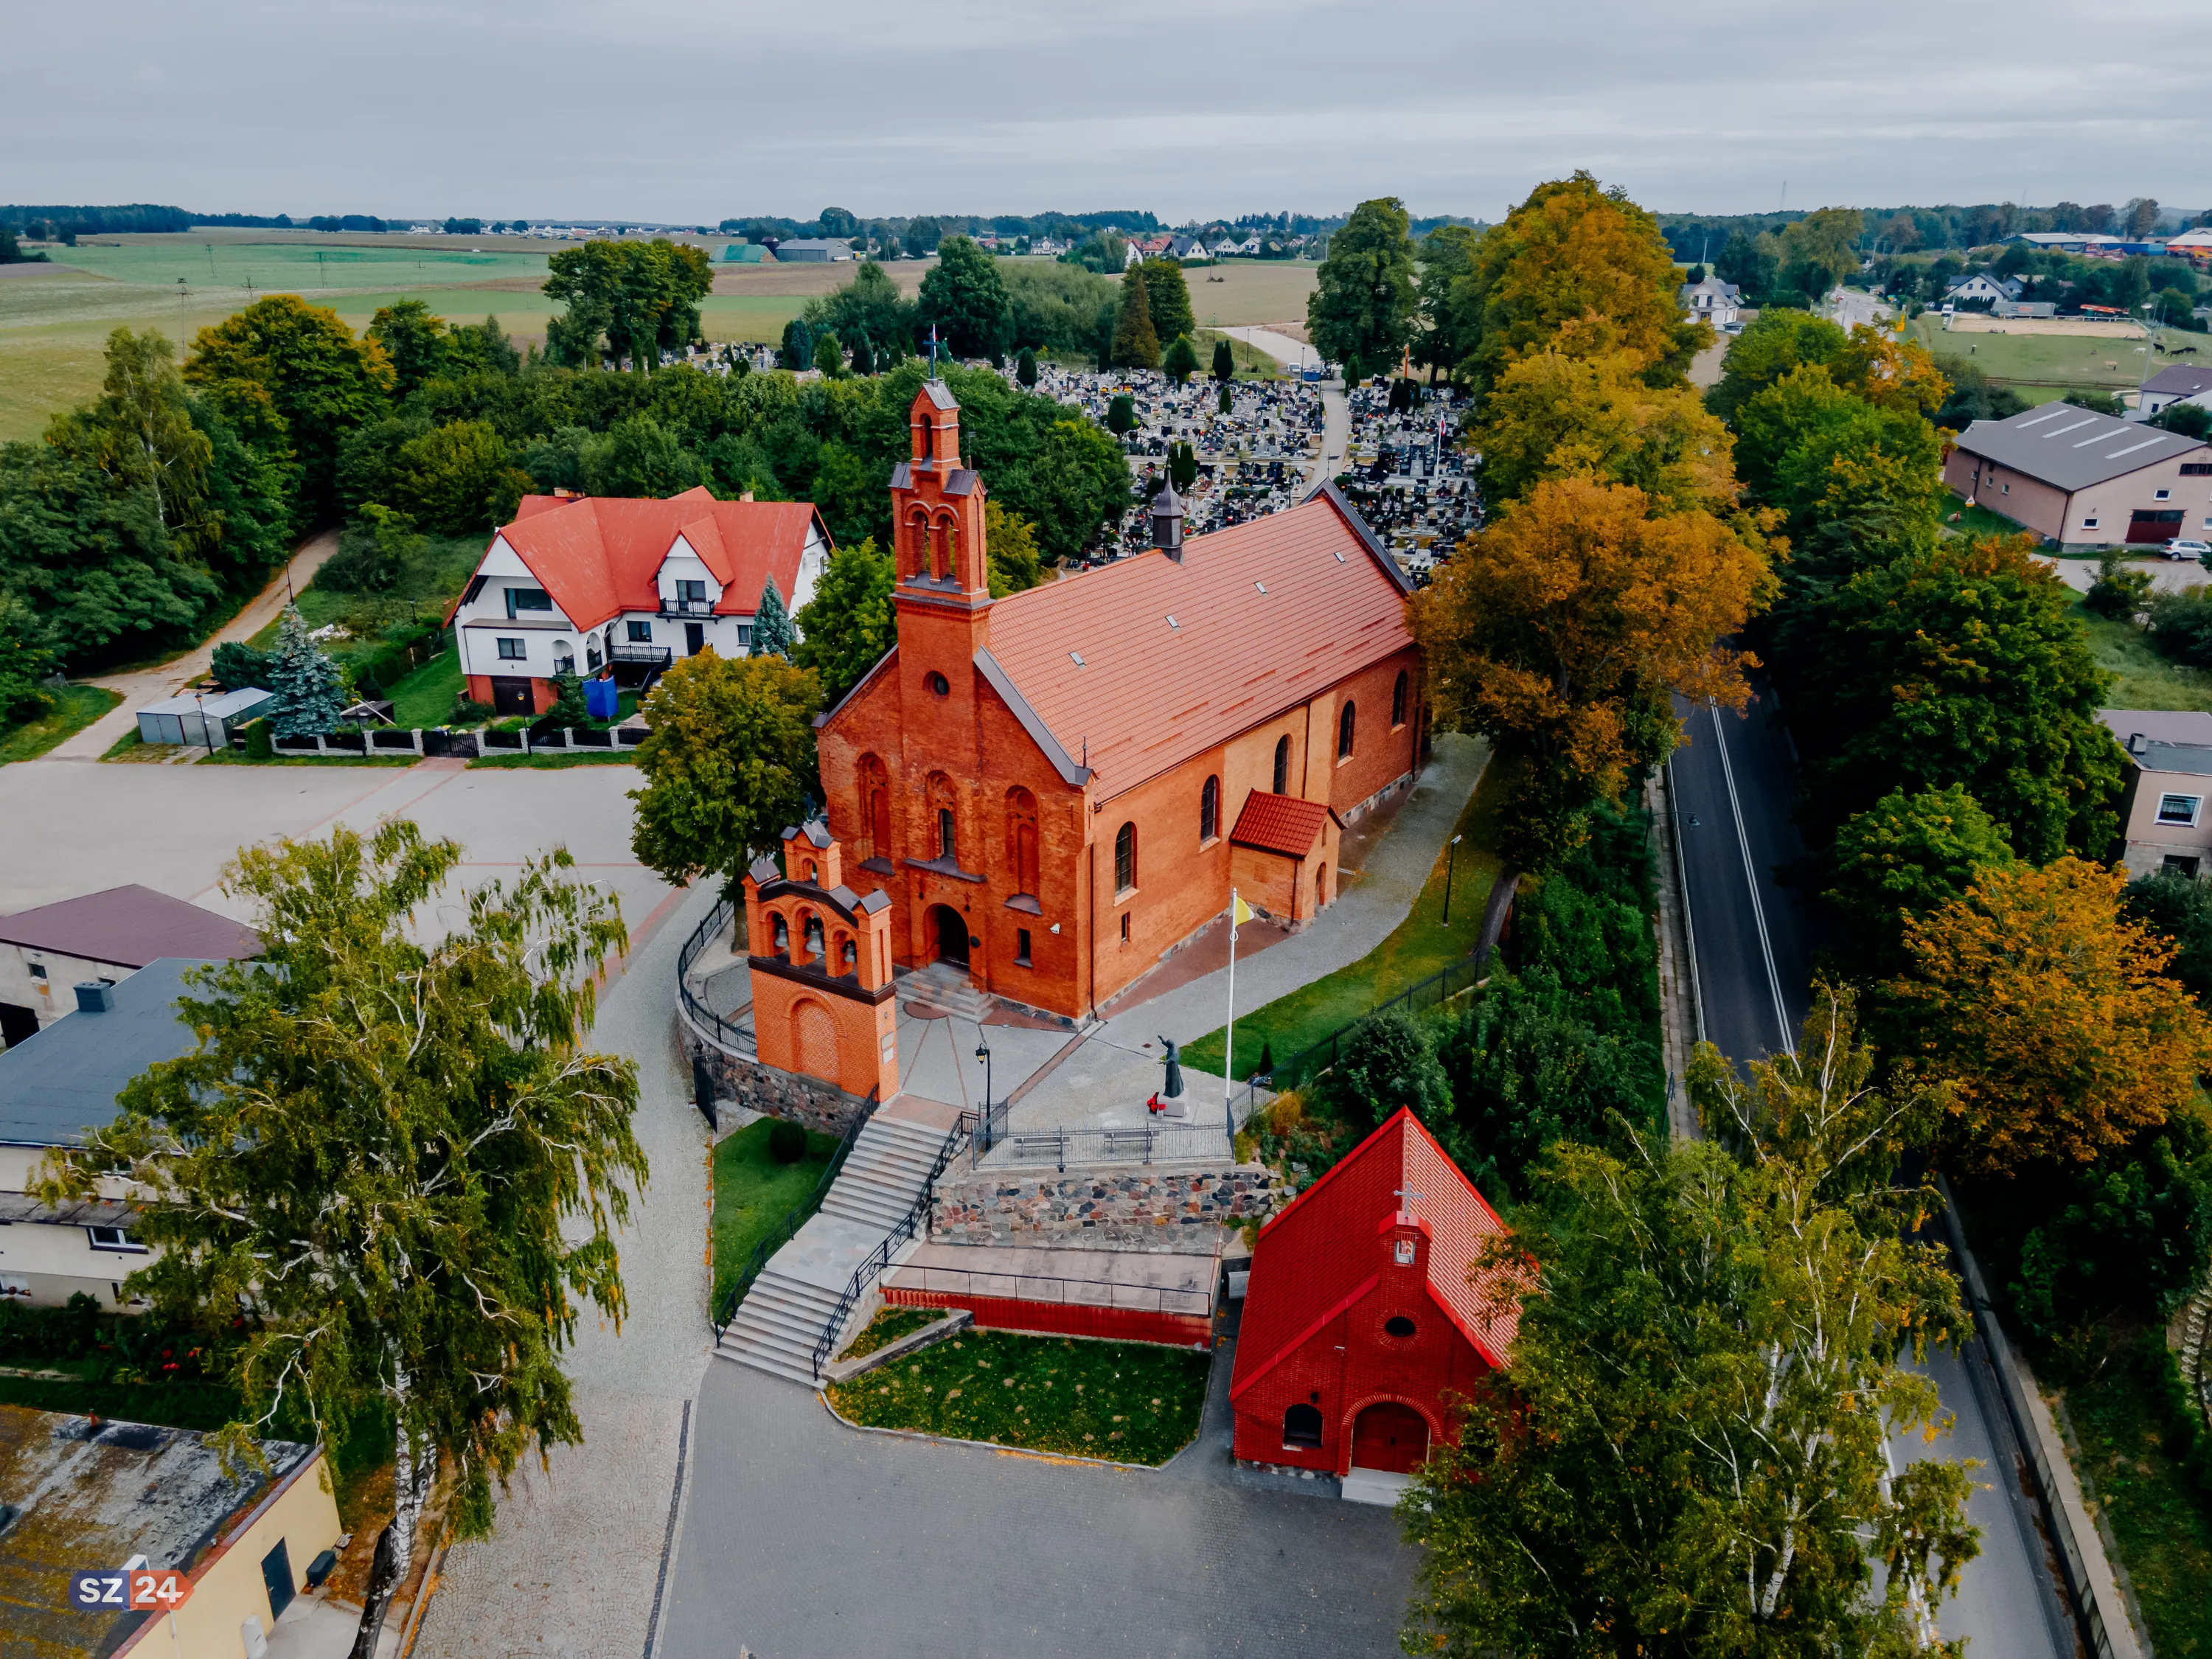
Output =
[
  {"x1": 452, "y1": 524, "x2": 829, "y2": 689},
  {"x1": 1678, "y1": 276, "x2": 1742, "y2": 327},
  {"x1": 1944, "y1": 274, "x2": 2023, "y2": 305}
]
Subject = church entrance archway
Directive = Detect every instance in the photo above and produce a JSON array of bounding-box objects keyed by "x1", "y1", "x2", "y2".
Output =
[
  {"x1": 931, "y1": 905, "x2": 970, "y2": 968},
  {"x1": 1349, "y1": 1402, "x2": 1428, "y2": 1474}
]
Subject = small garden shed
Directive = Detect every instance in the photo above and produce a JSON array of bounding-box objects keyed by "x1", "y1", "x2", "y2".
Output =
[{"x1": 1228, "y1": 1107, "x2": 1516, "y2": 1494}]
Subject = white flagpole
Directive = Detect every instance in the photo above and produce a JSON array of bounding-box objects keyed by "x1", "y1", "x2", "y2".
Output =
[{"x1": 1224, "y1": 888, "x2": 1239, "y2": 1124}]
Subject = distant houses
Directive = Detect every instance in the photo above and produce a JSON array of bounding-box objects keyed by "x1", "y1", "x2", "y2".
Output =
[{"x1": 1678, "y1": 274, "x2": 1742, "y2": 327}]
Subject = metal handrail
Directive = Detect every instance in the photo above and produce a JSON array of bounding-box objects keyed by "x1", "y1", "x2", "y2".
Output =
[
  {"x1": 810, "y1": 1116, "x2": 970, "y2": 1378},
  {"x1": 888, "y1": 1263, "x2": 1212, "y2": 1316},
  {"x1": 990, "y1": 1121, "x2": 1232, "y2": 1172},
  {"x1": 678, "y1": 894, "x2": 754, "y2": 1056}
]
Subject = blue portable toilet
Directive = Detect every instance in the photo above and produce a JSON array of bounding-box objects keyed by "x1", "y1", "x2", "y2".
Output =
[{"x1": 584, "y1": 676, "x2": 619, "y2": 722}]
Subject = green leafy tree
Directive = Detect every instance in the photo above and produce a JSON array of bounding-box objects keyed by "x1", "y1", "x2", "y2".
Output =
[
  {"x1": 1210, "y1": 337, "x2": 1234, "y2": 383},
  {"x1": 1826, "y1": 785, "x2": 2017, "y2": 978},
  {"x1": 36, "y1": 821, "x2": 644, "y2": 1659},
  {"x1": 48, "y1": 328, "x2": 211, "y2": 542},
  {"x1": 1161, "y1": 333, "x2": 1199, "y2": 385},
  {"x1": 1019, "y1": 417, "x2": 1130, "y2": 563},
  {"x1": 751, "y1": 577, "x2": 796, "y2": 659},
  {"x1": 2084, "y1": 544, "x2": 2152, "y2": 619},
  {"x1": 367, "y1": 300, "x2": 451, "y2": 399},
  {"x1": 209, "y1": 640, "x2": 274, "y2": 692},
  {"x1": 848, "y1": 335, "x2": 874, "y2": 376},
  {"x1": 917, "y1": 236, "x2": 1009, "y2": 361},
  {"x1": 185, "y1": 296, "x2": 394, "y2": 514},
  {"x1": 1414, "y1": 223, "x2": 1481, "y2": 383},
  {"x1": 813, "y1": 329, "x2": 846, "y2": 378},
  {"x1": 1305, "y1": 196, "x2": 1416, "y2": 383},
  {"x1": 984, "y1": 499, "x2": 1044, "y2": 596},
  {"x1": 1777, "y1": 206, "x2": 1869, "y2": 300},
  {"x1": 630, "y1": 650, "x2": 822, "y2": 887},
  {"x1": 804, "y1": 260, "x2": 913, "y2": 361},
  {"x1": 594, "y1": 415, "x2": 706, "y2": 498},
  {"x1": 394, "y1": 419, "x2": 530, "y2": 533},
  {"x1": 1105, "y1": 392, "x2": 1135, "y2": 435},
  {"x1": 1110, "y1": 265, "x2": 1159, "y2": 369},
  {"x1": 1016, "y1": 346, "x2": 1038, "y2": 388},
  {"x1": 1706, "y1": 308, "x2": 1849, "y2": 422},
  {"x1": 793, "y1": 537, "x2": 894, "y2": 703},
  {"x1": 1217, "y1": 385, "x2": 1231, "y2": 415},
  {"x1": 2125, "y1": 868, "x2": 2212, "y2": 1006},
  {"x1": 264, "y1": 603, "x2": 346, "y2": 735},
  {"x1": 0, "y1": 589, "x2": 57, "y2": 726},
  {"x1": 542, "y1": 239, "x2": 713, "y2": 373},
  {"x1": 1408, "y1": 990, "x2": 1973, "y2": 1659},
  {"x1": 1326, "y1": 1006, "x2": 1448, "y2": 1133},
  {"x1": 1780, "y1": 535, "x2": 2123, "y2": 860},
  {"x1": 778, "y1": 318, "x2": 814, "y2": 373},
  {"x1": 1139, "y1": 259, "x2": 1195, "y2": 346}
]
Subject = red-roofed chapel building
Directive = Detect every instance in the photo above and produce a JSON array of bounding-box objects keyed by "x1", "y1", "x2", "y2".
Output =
[
  {"x1": 1229, "y1": 1107, "x2": 1516, "y2": 1482},
  {"x1": 815, "y1": 380, "x2": 1424, "y2": 1023},
  {"x1": 450, "y1": 489, "x2": 830, "y2": 716}
]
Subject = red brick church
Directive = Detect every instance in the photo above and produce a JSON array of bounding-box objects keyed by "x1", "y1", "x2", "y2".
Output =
[{"x1": 814, "y1": 380, "x2": 1425, "y2": 1022}]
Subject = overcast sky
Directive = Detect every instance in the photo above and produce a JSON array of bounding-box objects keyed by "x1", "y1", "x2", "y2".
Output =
[{"x1": 12, "y1": 0, "x2": 2211, "y2": 223}]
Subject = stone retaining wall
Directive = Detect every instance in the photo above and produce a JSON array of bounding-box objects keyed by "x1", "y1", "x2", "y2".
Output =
[
  {"x1": 930, "y1": 1164, "x2": 1283, "y2": 1253},
  {"x1": 683, "y1": 1026, "x2": 874, "y2": 1136}
]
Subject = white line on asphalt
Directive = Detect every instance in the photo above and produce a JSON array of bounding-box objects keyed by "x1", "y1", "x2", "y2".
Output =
[{"x1": 1709, "y1": 702, "x2": 1795, "y2": 1057}]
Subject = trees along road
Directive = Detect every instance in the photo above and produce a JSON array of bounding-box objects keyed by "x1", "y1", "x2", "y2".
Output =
[{"x1": 1665, "y1": 689, "x2": 2075, "y2": 1658}]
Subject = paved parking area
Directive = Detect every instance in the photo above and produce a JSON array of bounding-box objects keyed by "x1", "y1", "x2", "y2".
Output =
[{"x1": 658, "y1": 1335, "x2": 1416, "y2": 1659}]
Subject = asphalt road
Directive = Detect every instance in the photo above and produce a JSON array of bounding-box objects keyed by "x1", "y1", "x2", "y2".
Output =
[{"x1": 1666, "y1": 689, "x2": 2073, "y2": 1658}]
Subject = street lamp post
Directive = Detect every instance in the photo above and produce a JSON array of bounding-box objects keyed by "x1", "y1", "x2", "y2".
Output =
[
  {"x1": 193, "y1": 690, "x2": 216, "y2": 759},
  {"x1": 975, "y1": 1038, "x2": 992, "y2": 1121},
  {"x1": 1441, "y1": 833, "x2": 1464, "y2": 926}
]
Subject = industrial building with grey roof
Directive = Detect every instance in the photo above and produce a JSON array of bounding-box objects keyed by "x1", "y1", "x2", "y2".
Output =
[{"x1": 1942, "y1": 401, "x2": 2212, "y2": 550}]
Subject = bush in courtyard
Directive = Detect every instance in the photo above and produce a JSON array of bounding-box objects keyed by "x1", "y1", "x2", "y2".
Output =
[
  {"x1": 768, "y1": 1119, "x2": 808, "y2": 1164},
  {"x1": 1325, "y1": 1006, "x2": 1449, "y2": 1134},
  {"x1": 2085, "y1": 546, "x2": 2152, "y2": 620},
  {"x1": 210, "y1": 641, "x2": 274, "y2": 692},
  {"x1": 243, "y1": 717, "x2": 274, "y2": 759}
]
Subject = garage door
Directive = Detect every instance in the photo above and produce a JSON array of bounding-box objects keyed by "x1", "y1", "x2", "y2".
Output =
[
  {"x1": 2126, "y1": 509, "x2": 2185, "y2": 543},
  {"x1": 490, "y1": 676, "x2": 537, "y2": 717}
]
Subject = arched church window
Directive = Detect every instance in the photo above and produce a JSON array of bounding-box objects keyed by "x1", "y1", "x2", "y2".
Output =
[
  {"x1": 1114, "y1": 821, "x2": 1137, "y2": 894},
  {"x1": 1006, "y1": 787, "x2": 1040, "y2": 897},
  {"x1": 1273, "y1": 734, "x2": 1291, "y2": 795},
  {"x1": 1200, "y1": 776, "x2": 1219, "y2": 843}
]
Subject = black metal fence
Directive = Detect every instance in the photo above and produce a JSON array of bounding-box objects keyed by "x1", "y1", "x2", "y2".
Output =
[
  {"x1": 677, "y1": 895, "x2": 751, "y2": 1056},
  {"x1": 989, "y1": 1121, "x2": 1232, "y2": 1171},
  {"x1": 1267, "y1": 950, "x2": 1489, "y2": 1092}
]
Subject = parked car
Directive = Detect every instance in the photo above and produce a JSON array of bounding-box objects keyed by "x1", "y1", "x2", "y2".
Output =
[{"x1": 2163, "y1": 538, "x2": 2211, "y2": 562}]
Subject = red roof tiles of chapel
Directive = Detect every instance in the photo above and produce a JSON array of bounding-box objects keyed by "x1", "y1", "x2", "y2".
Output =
[
  {"x1": 479, "y1": 490, "x2": 822, "y2": 630},
  {"x1": 1231, "y1": 1108, "x2": 1519, "y2": 1397},
  {"x1": 983, "y1": 492, "x2": 1411, "y2": 795},
  {"x1": 1229, "y1": 790, "x2": 1337, "y2": 857}
]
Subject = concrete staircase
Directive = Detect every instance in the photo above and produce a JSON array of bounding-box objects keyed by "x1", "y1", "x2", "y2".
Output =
[
  {"x1": 715, "y1": 1113, "x2": 959, "y2": 1386},
  {"x1": 899, "y1": 961, "x2": 996, "y2": 1023}
]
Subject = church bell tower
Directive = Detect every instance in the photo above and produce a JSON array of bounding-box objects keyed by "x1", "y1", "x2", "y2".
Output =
[{"x1": 891, "y1": 379, "x2": 993, "y2": 692}]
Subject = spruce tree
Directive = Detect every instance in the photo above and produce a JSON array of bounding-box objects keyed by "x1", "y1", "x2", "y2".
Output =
[
  {"x1": 544, "y1": 671, "x2": 591, "y2": 729},
  {"x1": 849, "y1": 335, "x2": 874, "y2": 376},
  {"x1": 751, "y1": 577, "x2": 796, "y2": 658},
  {"x1": 1211, "y1": 337, "x2": 1235, "y2": 383},
  {"x1": 1016, "y1": 345, "x2": 1038, "y2": 388},
  {"x1": 1107, "y1": 393, "x2": 1136, "y2": 437},
  {"x1": 1111, "y1": 266, "x2": 1159, "y2": 369},
  {"x1": 265, "y1": 604, "x2": 346, "y2": 737}
]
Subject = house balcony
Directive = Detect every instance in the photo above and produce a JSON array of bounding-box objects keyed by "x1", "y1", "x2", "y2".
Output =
[{"x1": 659, "y1": 599, "x2": 716, "y2": 617}]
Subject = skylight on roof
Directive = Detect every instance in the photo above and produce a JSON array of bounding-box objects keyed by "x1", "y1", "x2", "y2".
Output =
[
  {"x1": 1166, "y1": 615, "x2": 1179, "y2": 628},
  {"x1": 1255, "y1": 581, "x2": 1267, "y2": 594},
  {"x1": 1332, "y1": 549, "x2": 1346, "y2": 562},
  {"x1": 1070, "y1": 650, "x2": 1086, "y2": 666}
]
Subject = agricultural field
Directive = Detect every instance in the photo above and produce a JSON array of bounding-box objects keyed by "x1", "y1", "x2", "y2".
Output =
[{"x1": 1909, "y1": 312, "x2": 2208, "y2": 402}]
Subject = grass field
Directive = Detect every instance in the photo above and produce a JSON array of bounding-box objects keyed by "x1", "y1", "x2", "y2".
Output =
[
  {"x1": 1183, "y1": 751, "x2": 1498, "y2": 1079},
  {"x1": 2076, "y1": 601, "x2": 2212, "y2": 711},
  {"x1": 1912, "y1": 313, "x2": 2206, "y2": 400},
  {"x1": 0, "y1": 684, "x2": 122, "y2": 765},
  {"x1": 0, "y1": 244, "x2": 1323, "y2": 441},
  {"x1": 826, "y1": 1329, "x2": 1211, "y2": 1464},
  {"x1": 711, "y1": 1118, "x2": 842, "y2": 1310}
]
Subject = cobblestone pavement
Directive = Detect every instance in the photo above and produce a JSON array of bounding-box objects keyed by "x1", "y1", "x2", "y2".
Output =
[
  {"x1": 659, "y1": 1336, "x2": 1416, "y2": 1659},
  {"x1": 413, "y1": 880, "x2": 721, "y2": 1659}
]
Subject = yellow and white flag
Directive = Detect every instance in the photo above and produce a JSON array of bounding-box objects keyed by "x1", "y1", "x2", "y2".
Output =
[{"x1": 1231, "y1": 892, "x2": 1254, "y2": 929}]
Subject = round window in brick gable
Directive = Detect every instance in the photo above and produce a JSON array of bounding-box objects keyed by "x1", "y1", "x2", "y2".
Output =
[
  {"x1": 1384, "y1": 1315, "x2": 1416, "y2": 1339},
  {"x1": 926, "y1": 671, "x2": 950, "y2": 696}
]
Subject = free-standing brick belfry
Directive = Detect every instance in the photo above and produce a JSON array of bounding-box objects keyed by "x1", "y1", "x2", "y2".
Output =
[
  {"x1": 742, "y1": 823, "x2": 900, "y2": 1101},
  {"x1": 813, "y1": 377, "x2": 1426, "y2": 1023}
]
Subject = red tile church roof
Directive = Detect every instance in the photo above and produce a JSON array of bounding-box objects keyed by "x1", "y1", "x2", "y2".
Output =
[
  {"x1": 1231, "y1": 1108, "x2": 1518, "y2": 1398},
  {"x1": 468, "y1": 489, "x2": 823, "y2": 631},
  {"x1": 1229, "y1": 790, "x2": 1337, "y2": 857},
  {"x1": 983, "y1": 490, "x2": 1412, "y2": 796}
]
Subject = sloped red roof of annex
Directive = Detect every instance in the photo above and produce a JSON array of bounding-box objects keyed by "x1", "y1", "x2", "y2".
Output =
[
  {"x1": 1230, "y1": 1107, "x2": 1519, "y2": 1399},
  {"x1": 465, "y1": 489, "x2": 822, "y2": 630},
  {"x1": 984, "y1": 493, "x2": 1411, "y2": 796},
  {"x1": 1229, "y1": 790, "x2": 1336, "y2": 858}
]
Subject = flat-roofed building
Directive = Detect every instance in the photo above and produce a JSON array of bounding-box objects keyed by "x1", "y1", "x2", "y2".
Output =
[{"x1": 1942, "y1": 402, "x2": 2212, "y2": 550}]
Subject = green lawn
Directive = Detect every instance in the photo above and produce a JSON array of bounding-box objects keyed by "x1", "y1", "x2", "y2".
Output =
[
  {"x1": 711, "y1": 1118, "x2": 844, "y2": 1310},
  {"x1": 2059, "y1": 1332, "x2": 2212, "y2": 1658},
  {"x1": 200, "y1": 748, "x2": 416, "y2": 768},
  {"x1": 826, "y1": 1329, "x2": 1211, "y2": 1464},
  {"x1": 385, "y1": 650, "x2": 465, "y2": 727},
  {"x1": 2077, "y1": 602, "x2": 2212, "y2": 712},
  {"x1": 838, "y1": 1307, "x2": 944, "y2": 1361},
  {"x1": 467, "y1": 749, "x2": 636, "y2": 769},
  {"x1": 1183, "y1": 755, "x2": 1498, "y2": 1080},
  {"x1": 1943, "y1": 493, "x2": 2036, "y2": 541},
  {"x1": 1910, "y1": 315, "x2": 2202, "y2": 394},
  {"x1": 0, "y1": 684, "x2": 121, "y2": 764}
]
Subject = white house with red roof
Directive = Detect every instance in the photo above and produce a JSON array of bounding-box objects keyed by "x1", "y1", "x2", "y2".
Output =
[{"x1": 448, "y1": 487, "x2": 830, "y2": 716}]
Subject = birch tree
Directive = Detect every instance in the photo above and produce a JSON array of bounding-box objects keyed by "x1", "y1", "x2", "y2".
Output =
[
  {"x1": 1405, "y1": 989, "x2": 1978, "y2": 1658},
  {"x1": 38, "y1": 821, "x2": 645, "y2": 1659}
]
